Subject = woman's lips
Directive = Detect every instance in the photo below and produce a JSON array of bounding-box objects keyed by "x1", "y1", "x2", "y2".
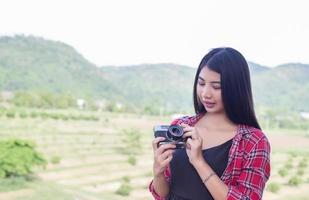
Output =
[{"x1": 203, "y1": 101, "x2": 215, "y2": 108}]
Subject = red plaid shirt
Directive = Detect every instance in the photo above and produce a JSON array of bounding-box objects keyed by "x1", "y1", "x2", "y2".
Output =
[{"x1": 149, "y1": 114, "x2": 271, "y2": 200}]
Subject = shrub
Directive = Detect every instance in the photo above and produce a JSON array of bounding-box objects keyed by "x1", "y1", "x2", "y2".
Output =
[
  {"x1": 19, "y1": 111, "x2": 28, "y2": 118},
  {"x1": 69, "y1": 114, "x2": 79, "y2": 120},
  {"x1": 122, "y1": 176, "x2": 130, "y2": 183},
  {"x1": 288, "y1": 151, "x2": 298, "y2": 157},
  {"x1": 121, "y1": 128, "x2": 142, "y2": 155},
  {"x1": 50, "y1": 113, "x2": 60, "y2": 120},
  {"x1": 115, "y1": 181, "x2": 132, "y2": 196},
  {"x1": 90, "y1": 115, "x2": 99, "y2": 121},
  {"x1": 50, "y1": 156, "x2": 61, "y2": 164},
  {"x1": 5, "y1": 111, "x2": 15, "y2": 118},
  {"x1": 288, "y1": 176, "x2": 302, "y2": 186},
  {"x1": 127, "y1": 155, "x2": 136, "y2": 166},
  {"x1": 284, "y1": 162, "x2": 293, "y2": 169},
  {"x1": 267, "y1": 182, "x2": 280, "y2": 193},
  {"x1": 0, "y1": 108, "x2": 5, "y2": 117},
  {"x1": 30, "y1": 112, "x2": 38, "y2": 118},
  {"x1": 0, "y1": 139, "x2": 46, "y2": 178},
  {"x1": 278, "y1": 168, "x2": 288, "y2": 177},
  {"x1": 298, "y1": 159, "x2": 308, "y2": 168},
  {"x1": 40, "y1": 112, "x2": 48, "y2": 119},
  {"x1": 297, "y1": 168, "x2": 305, "y2": 176},
  {"x1": 60, "y1": 114, "x2": 69, "y2": 121},
  {"x1": 0, "y1": 176, "x2": 29, "y2": 192}
]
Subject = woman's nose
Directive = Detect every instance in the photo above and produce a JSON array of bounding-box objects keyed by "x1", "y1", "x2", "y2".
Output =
[{"x1": 201, "y1": 85, "x2": 212, "y2": 99}]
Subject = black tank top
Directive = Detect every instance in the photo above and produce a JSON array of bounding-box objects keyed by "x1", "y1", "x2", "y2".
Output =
[{"x1": 168, "y1": 139, "x2": 233, "y2": 200}]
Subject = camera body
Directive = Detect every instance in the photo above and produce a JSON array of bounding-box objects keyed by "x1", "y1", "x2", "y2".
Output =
[{"x1": 153, "y1": 125, "x2": 186, "y2": 149}]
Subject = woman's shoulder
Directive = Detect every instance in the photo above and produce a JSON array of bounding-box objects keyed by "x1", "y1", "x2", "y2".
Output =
[
  {"x1": 238, "y1": 125, "x2": 271, "y2": 153},
  {"x1": 170, "y1": 113, "x2": 203, "y2": 126}
]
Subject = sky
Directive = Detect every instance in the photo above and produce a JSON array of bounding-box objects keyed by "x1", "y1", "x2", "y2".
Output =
[{"x1": 0, "y1": 0, "x2": 308, "y2": 68}]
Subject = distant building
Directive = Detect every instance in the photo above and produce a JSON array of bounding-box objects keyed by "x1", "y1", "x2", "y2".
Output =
[
  {"x1": 300, "y1": 112, "x2": 309, "y2": 119},
  {"x1": 77, "y1": 99, "x2": 86, "y2": 109},
  {"x1": 1, "y1": 91, "x2": 14, "y2": 101},
  {"x1": 116, "y1": 103, "x2": 123, "y2": 110}
]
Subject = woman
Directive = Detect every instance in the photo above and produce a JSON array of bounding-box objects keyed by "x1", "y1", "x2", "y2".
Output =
[{"x1": 149, "y1": 47, "x2": 271, "y2": 200}]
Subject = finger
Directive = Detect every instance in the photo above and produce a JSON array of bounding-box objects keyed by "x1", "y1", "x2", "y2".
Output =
[
  {"x1": 186, "y1": 141, "x2": 192, "y2": 150},
  {"x1": 156, "y1": 149, "x2": 174, "y2": 165},
  {"x1": 152, "y1": 137, "x2": 166, "y2": 150},
  {"x1": 182, "y1": 126, "x2": 194, "y2": 133},
  {"x1": 183, "y1": 131, "x2": 193, "y2": 138},
  {"x1": 183, "y1": 131, "x2": 198, "y2": 140},
  {"x1": 161, "y1": 155, "x2": 173, "y2": 167},
  {"x1": 186, "y1": 138, "x2": 192, "y2": 149},
  {"x1": 156, "y1": 143, "x2": 176, "y2": 155},
  {"x1": 187, "y1": 138, "x2": 193, "y2": 144},
  {"x1": 159, "y1": 149, "x2": 175, "y2": 161}
]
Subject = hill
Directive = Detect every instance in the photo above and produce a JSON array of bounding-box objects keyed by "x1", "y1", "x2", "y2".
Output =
[
  {"x1": 0, "y1": 35, "x2": 116, "y2": 99},
  {"x1": 0, "y1": 35, "x2": 308, "y2": 112}
]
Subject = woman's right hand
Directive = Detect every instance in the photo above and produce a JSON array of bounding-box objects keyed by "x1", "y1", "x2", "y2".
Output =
[{"x1": 152, "y1": 137, "x2": 176, "y2": 178}]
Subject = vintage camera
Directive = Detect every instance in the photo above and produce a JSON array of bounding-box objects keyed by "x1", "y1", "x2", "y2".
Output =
[{"x1": 153, "y1": 125, "x2": 186, "y2": 149}]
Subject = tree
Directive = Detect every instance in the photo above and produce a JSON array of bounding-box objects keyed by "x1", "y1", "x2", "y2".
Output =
[{"x1": 0, "y1": 139, "x2": 46, "y2": 178}]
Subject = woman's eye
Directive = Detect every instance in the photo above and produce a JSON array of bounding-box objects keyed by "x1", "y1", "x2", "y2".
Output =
[
  {"x1": 212, "y1": 84, "x2": 221, "y2": 89},
  {"x1": 198, "y1": 82, "x2": 205, "y2": 86}
]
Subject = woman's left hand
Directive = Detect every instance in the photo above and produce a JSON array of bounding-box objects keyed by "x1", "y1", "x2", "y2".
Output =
[{"x1": 181, "y1": 123, "x2": 204, "y2": 167}]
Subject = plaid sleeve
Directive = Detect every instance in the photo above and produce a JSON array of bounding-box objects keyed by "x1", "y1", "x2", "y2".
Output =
[
  {"x1": 227, "y1": 136, "x2": 271, "y2": 200},
  {"x1": 149, "y1": 165, "x2": 171, "y2": 200}
]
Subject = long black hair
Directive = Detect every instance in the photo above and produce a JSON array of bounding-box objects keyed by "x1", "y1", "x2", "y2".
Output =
[{"x1": 193, "y1": 47, "x2": 261, "y2": 129}]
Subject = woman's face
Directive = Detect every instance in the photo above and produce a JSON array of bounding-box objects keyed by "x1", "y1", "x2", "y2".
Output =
[{"x1": 196, "y1": 66, "x2": 224, "y2": 114}]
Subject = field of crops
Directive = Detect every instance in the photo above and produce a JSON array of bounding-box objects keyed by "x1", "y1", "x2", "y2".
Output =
[{"x1": 0, "y1": 109, "x2": 308, "y2": 200}]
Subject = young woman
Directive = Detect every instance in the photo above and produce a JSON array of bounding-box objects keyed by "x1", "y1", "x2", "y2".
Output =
[{"x1": 149, "y1": 47, "x2": 271, "y2": 200}]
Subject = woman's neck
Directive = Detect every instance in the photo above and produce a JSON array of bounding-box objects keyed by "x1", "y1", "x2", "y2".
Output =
[{"x1": 199, "y1": 112, "x2": 236, "y2": 131}]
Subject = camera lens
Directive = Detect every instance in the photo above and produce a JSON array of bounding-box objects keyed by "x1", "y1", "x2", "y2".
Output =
[
  {"x1": 171, "y1": 127, "x2": 181, "y2": 136},
  {"x1": 167, "y1": 125, "x2": 184, "y2": 141}
]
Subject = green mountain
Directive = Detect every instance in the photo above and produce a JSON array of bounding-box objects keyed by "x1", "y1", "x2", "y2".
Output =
[
  {"x1": 0, "y1": 35, "x2": 308, "y2": 112},
  {"x1": 251, "y1": 63, "x2": 309, "y2": 112},
  {"x1": 100, "y1": 64, "x2": 195, "y2": 112},
  {"x1": 0, "y1": 35, "x2": 116, "y2": 99}
]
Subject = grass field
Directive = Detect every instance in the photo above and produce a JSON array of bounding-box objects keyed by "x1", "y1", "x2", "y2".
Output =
[{"x1": 0, "y1": 109, "x2": 308, "y2": 200}]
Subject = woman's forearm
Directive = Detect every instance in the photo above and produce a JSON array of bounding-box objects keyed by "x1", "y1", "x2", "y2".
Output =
[
  {"x1": 153, "y1": 173, "x2": 170, "y2": 197},
  {"x1": 194, "y1": 160, "x2": 228, "y2": 200}
]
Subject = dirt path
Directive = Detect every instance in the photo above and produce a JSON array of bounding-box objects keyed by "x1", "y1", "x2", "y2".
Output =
[
  {"x1": 268, "y1": 134, "x2": 309, "y2": 150},
  {"x1": 0, "y1": 189, "x2": 33, "y2": 200}
]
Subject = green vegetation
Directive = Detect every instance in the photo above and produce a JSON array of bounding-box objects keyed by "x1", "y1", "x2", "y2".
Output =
[
  {"x1": 50, "y1": 156, "x2": 61, "y2": 165},
  {"x1": 0, "y1": 176, "x2": 29, "y2": 192},
  {"x1": 115, "y1": 176, "x2": 133, "y2": 196},
  {"x1": 288, "y1": 176, "x2": 303, "y2": 186},
  {"x1": 298, "y1": 158, "x2": 308, "y2": 168},
  {"x1": 278, "y1": 168, "x2": 288, "y2": 177},
  {"x1": 284, "y1": 162, "x2": 293, "y2": 170},
  {"x1": 267, "y1": 182, "x2": 281, "y2": 193},
  {"x1": 127, "y1": 155, "x2": 137, "y2": 166},
  {"x1": 1, "y1": 35, "x2": 309, "y2": 116},
  {"x1": 0, "y1": 110, "x2": 307, "y2": 199},
  {"x1": 297, "y1": 168, "x2": 305, "y2": 176},
  {"x1": 13, "y1": 91, "x2": 76, "y2": 109},
  {"x1": 0, "y1": 139, "x2": 46, "y2": 178},
  {"x1": 120, "y1": 128, "x2": 142, "y2": 155},
  {"x1": 0, "y1": 108, "x2": 100, "y2": 122}
]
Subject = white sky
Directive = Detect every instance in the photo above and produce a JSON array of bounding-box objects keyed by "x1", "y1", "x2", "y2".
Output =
[{"x1": 0, "y1": 0, "x2": 308, "y2": 68}]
